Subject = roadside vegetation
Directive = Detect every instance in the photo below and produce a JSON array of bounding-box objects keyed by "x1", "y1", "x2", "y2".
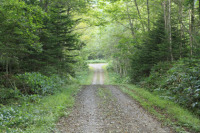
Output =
[
  {"x1": 0, "y1": 84, "x2": 79, "y2": 133},
  {"x1": 86, "y1": 59, "x2": 107, "y2": 64},
  {"x1": 104, "y1": 65, "x2": 200, "y2": 133},
  {"x1": 0, "y1": 68, "x2": 92, "y2": 133}
]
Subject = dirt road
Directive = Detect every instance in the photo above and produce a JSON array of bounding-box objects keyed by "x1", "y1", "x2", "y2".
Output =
[{"x1": 57, "y1": 64, "x2": 171, "y2": 133}]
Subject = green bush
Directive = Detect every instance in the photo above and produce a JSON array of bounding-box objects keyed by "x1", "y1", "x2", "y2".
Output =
[
  {"x1": 140, "y1": 62, "x2": 172, "y2": 90},
  {"x1": 139, "y1": 58, "x2": 200, "y2": 115},
  {"x1": 0, "y1": 106, "x2": 34, "y2": 129},
  {"x1": 162, "y1": 58, "x2": 200, "y2": 114},
  {"x1": 0, "y1": 87, "x2": 20, "y2": 104},
  {"x1": 0, "y1": 73, "x2": 66, "y2": 104},
  {"x1": 16, "y1": 72, "x2": 64, "y2": 95}
]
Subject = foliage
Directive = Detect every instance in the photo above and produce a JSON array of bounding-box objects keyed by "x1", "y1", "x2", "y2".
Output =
[
  {"x1": 140, "y1": 58, "x2": 200, "y2": 115},
  {"x1": 16, "y1": 72, "x2": 64, "y2": 95},
  {"x1": 105, "y1": 63, "x2": 131, "y2": 84},
  {"x1": 0, "y1": 73, "x2": 65, "y2": 104},
  {"x1": 130, "y1": 15, "x2": 187, "y2": 82},
  {"x1": 0, "y1": 67, "x2": 91, "y2": 132},
  {"x1": 0, "y1": 0, "x2": 44, "y2": 75},
  {"x1": 0, "y1": 87, "x2": 20, "y2": 104},
  {"x1": 140, "y1": 61, "x2": 172, "y2": 90},
  {"x1": 120, "y1": 84, "x2": 200, "y2": 133},
  {"x1": 0, "y1": 84, "x2": 80, "y2": 133},
  {"x1": 0, "y1": 0, "x2": 86, "y2": 76},
  {"x1": 0, "y1": 0, "x2": 88, "y2": 102},
  {"x1": 162, "y1": 58, "x2": 200, "y2": 114}
]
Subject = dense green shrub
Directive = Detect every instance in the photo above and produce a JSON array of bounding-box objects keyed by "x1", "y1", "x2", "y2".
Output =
[
  {"x1": 0, "y1": 87, "x2": 20, "y2": 104},
  {"x1": 0, "y1": 106, "x2": 34, "y2": 129},
  {"x1": 16, "y1": 72, "x2": 64, "y2": 95},
  {"x1": 140, "y1": 62, "x2": 172, "y2": 90},
  {"x1": 0, "y1": 72, "x2": 66, "y2": 104},
  {"x1": 142, "y1": 58, "x2": 200, "y2": 115},
  {"x1": 162, "y1": 59, "x2": 200, "y2": 114}
]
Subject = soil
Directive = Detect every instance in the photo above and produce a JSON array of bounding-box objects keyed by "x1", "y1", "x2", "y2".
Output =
[{"x1": 56, "y1": 64, "x2": 172, "y2": 133}]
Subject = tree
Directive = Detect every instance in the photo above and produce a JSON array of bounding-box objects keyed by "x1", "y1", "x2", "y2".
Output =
[{"x1": 0, "y1": 1, "x2": 44, "y2": 74}]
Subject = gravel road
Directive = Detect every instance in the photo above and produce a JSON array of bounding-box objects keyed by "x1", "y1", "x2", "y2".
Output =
[{"x1": 56, "y1": 64, "x2": 172, "y2": 133}]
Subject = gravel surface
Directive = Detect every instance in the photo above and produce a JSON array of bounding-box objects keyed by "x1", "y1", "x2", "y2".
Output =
[
  {"x1": 57, "y1": 85, "x2": 105, "y2": 133},
  {"x1": 56, "y1": 64, "x2": 172, "y2": 133}
]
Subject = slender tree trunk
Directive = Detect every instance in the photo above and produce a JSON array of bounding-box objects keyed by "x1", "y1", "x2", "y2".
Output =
[
  {"x1": 133, "y1": 0, "x2": 145, "y2": 31},
  {"x1": 178, "y1": 0, "x2": 183, "y2": 59},
  {"x1": 199, "y1": 0, "x2": 200, "y2": 19},
  {"x1": 189, "y1": 1, "x2": 195, "y2": 56},
  {"x1": 163, "y1": 1, "x2": 167, "y2": 31},
  {"x1": 6, "y1": 58, "x2": 9, "y2": 75},
  {"x1": 45, "y1": 0, "x2": 49, "y2": 12},
  {"x1": 168, "y1": 0, "x2": 173, "y2": 61},
  {"x1": 67, "y1": 7, "x2": 71, "y2": 15},
  {"x1": 119, "y1": 64, "x2": 122, "y2": 77},
  {"x1": 189, "y1": 12, "x2": 192, "y2": 56},
  {"x1": 126, "y1": 3, "x2": 135, "y2": 39},
  {"x1": 147, "y1": 0, "x2": 150, "y2": 31}
]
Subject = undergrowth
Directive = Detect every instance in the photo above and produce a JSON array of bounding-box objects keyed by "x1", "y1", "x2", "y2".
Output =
[
  {"x1": 0, "y1": 68, "x2": 92, "y2": 132},
  {"x1": 140, "y1": 58, "x2": 200, "y2": 115},
  {"x1": 0, "y1": 84, "x2": 80, "y2": 133},
  {"x1": 103, "y1": 66, "x2": 130, "y2": 85}
]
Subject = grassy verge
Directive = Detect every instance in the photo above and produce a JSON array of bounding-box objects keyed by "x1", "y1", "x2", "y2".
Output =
[
  {"x1": 104, "y1": 66, "x2": 200, "y2": 133},
  {"x1": 0, "y1": 84, "x2": 81, "y2": 133},
  {"x1": 0, "y1": 69, "x2": 93, "y2": 133},
  {"x1": 120, "y1": 85, "x2": 200, "y2": 133},
  {"x1": 103, "y1": 66, "x2": 130, "y2": 85},
  {"x1": 76, "y1": 66, "x2": 94, "y2": 85},
  {"x1": 102, "y1": 64, "x2": 109, "y2": 85},
  {"x1": 86, "y1": 59, "x2": 107, "y2": 64}
]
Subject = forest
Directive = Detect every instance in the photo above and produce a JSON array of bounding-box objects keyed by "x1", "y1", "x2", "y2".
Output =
[{"x1": 0, "y1": 0, "x2": 200, "y2": 132}]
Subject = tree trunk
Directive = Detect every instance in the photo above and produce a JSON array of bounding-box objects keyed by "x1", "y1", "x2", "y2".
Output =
[
  {"x1": 189, "y1": 1, "x2": 195, "y2": 56},
  {"x1": 147, "y1": 0, "x2": 150, "y2": 31},
  {"x1": 45, "y1": 0, "x2": 49, "y2": 12},
  {"x1": 133, "y1": 0, "x2": 145, "y2": 31},
  {"x1": 178, "y1": 0, "x2": 183, "y2": 59},
  {"x1": 126, "y1": 2, "x2": 135, "y2": 39},
  {"x1": 168, "y1": 0, "x2": 173, "y2": 61},
  {"x1": 6, "y1": 58, "x2": 9, "y2": 75},
  {"x1": 163, "y1": 1, "x2": 167, "y2": 31},
  {"x1": 199, "y1": 0, "x2": 200, "y2": 19}
]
